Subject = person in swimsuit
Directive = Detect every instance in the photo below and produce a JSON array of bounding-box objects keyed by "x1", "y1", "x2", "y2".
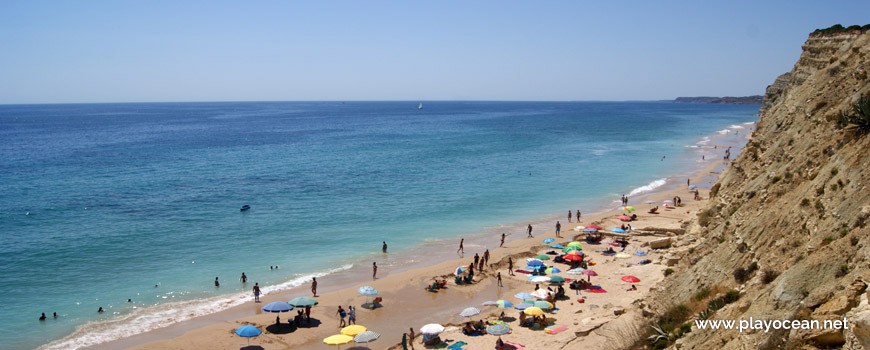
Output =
[
  {"x1": 311, "y1": 277, "x2": 318, "y2": 297},
  {"x1": 253, "y1": 283, "x2": 261, "y2": 302}
]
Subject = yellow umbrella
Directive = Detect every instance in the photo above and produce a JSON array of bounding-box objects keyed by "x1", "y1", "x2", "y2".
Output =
[
  {"x1": 523, "y1": 307, "x2": 544, "y2": 316},
  {"x1": 323, "y1": 334, "x2": 354, "y2": 349},
  {"x1": 340, "y1": 325, "x2": 367, "y2": 336}
]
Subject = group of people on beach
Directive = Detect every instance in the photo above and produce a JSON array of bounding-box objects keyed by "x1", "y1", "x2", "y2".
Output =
[{"x1": 567, "y1": 209, "x2": 581, "y2": 222}]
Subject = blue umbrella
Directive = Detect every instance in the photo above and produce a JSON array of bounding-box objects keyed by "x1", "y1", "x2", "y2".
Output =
[
  {"x1": 542, "y1": 238, "x2": 555, "y2": 244},
  {"x1": 514, "y1": 302, "x2": 534, "y2": 310},
  {"x1": 261, "y1": 301, "x2": 293, "y2": 313},
  {"x1": 527, "y1": 260, "x2": 544, "y2": 267},
  {"x1": 358, "y1": 286, "x2": 379, "y2": 296},
  {"x1": 583, "y1": 228, "x2": 598, "y2": 233},
  {"x1": 688, "y1": 185, "x2": 697, "y2": 189},
  {"x1": 611, "y1": 228, "x2": 626, "y2": 233},
  {"x1": 549, "y1": 244, "x2": 564, "y2": 249},
  {"x1": 634, "y1": 250, "x2": 647, "y2": 256},
  {"x1": 235, "y1": 325, "x2": 261, "y2": 345},
  {"x1": 514, "y1": 292, "x2": 535, "y2": 300}
]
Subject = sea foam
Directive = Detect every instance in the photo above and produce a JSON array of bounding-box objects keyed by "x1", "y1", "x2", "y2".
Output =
[
  {"x1": 628, "y1": 178, "x2": 667, "y2": 197},
  {"x1": 39, "y1": 264, "x2": 353, "y2": 350}
]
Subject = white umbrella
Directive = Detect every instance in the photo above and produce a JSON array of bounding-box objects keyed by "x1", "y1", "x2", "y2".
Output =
[
  {"x1": 531, "y1": 289, "x2": 553, "y2": 299},
  {"x1": 530, "y1": 276, "x2": 551, "y2": 283},
  {"x1": 420, "y1": 324, "x2": 445, "y2": 335},
  {"x1": 459, "y1": 307, "x2": 480, "y2": 317},
  {"x1": 353, "y1": 331, "x2": 380, "y2": 343}
]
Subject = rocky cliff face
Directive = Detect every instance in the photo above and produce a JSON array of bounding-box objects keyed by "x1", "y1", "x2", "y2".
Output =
[{"x1": 645, "y1": 31, "x2": 870, "y2": 349}]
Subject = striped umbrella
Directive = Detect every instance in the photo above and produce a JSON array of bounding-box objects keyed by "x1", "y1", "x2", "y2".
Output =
[
  {"x1": 544, "y1": 267, "x2": 561, "y2": 274},
  {"x1": 354, "y1": 330, "x2": 381, "y2": 343},
  {"x1": 483, "y1": 300, "x2": 514, "y2": 308},
  {"x1": 486, "y1": 323, "x2": 512, "y2": 335},
  {"x1": 460, "y1": 307, "x2": 480, "y2": 317},
  {"x1": 566, "y1": 268, "x2": 584, "y2": 275}
]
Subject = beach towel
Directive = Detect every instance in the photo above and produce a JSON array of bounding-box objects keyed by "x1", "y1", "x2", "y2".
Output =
[
  {"x1": 545, "y1": 325, "x2": 568, "y2": 334},
  {"x1": 448, "y1": 341, "x2": 467, "y2": 349},
  {"x1": 515, "y1": 269, "x2": 531, "y2": 274},
  {"x1": 587, "y1": 287, "x2": 607, "y2": 293},
  {"x1": 503, "y1": 341, "x2": 525, "y2": 349}
]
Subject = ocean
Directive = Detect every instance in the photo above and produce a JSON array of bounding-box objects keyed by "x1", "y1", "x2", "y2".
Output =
[{"x1": 0, "y1": 101, "x2": 758, "y2": 349}]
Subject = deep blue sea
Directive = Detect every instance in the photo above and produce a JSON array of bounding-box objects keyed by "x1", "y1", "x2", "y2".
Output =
[{"x1": 0, "y1": 101, "x2": 758, "y2": 349}]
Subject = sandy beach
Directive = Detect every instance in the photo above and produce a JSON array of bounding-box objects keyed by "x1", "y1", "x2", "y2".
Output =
[{"x1": 84, "y1": 127, "x2": 754, "y2": 350}]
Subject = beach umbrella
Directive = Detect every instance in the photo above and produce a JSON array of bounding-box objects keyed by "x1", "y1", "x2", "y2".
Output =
[
  {"x1": 523, "y1": 307, "x2": 545, "y2": 316},
  {"x1": 420, "y1": 324, "x2": 445, "y2": 335},
  {"x1": 261, "y1": 301, "x2": 293, "y2": 313},
  {"x1": 616, "y1": 216, "x2": 632, "y2": 222},
  {"x1": 549, "y1": 244, "x2": 564, "y2": 249},
  {"x1": 341, "y1": 325, "x2": 368, "y2": 336},
  {"x1": 566, "y1": 268, "x2": 584, "y2": 275},
  {"x1": 621, "y1": 206, "x2": 636, "y2": 212},
  {"x1": 358, "y1": 286, "x2": 378, "y2": 296},
  {"x1": 527, "y1": 260, "x2": 544, "y2": 267},
  {"x1": 460, "y1": 307, "x2": 481, "y2": 317},
  {"x1": 486, "y1": 323, "x2": 512, "y2": 335},
  {"x1": 324, "y1": 334, "x2": 354, "y2": 349},
  {"x1": 634, "y1": 250, "x2": 647, "y2": 256},
  {"x1": 615, "y1": 253, "x2": 631, "y2": 259},
  {"x1": 688, "y1": 185, "x2": 697, "y2": 189},
  {"x1": 611, "y1": 228, "x2": 626, "y2": 233},
  {"x1": 574, "y1": 225, "x2": 584, "y2": 231},
  {"x1": 235, "y1": 325, "x2": 261, "y2": 345},
  {"x1": 354, "y1": 331, "x2": 381, "y2": 343},
  {"x1": 535, "y1": 254, "x2": 551, "y2": 260},
  {"x1": 583, "y1": 228, "x2": 599, "y2": 233},
  {"x1": 288, "y1": 296, "x2": 318, "y2": 307},
  {"x1": 514, "y1": 302, "x2": 534, "y2": 310},
  {"x1": 548, "y1": 276, "x2": 566, "y2": 283},
  {"x1": 562, "y1": 246, "x2": 580, "y2": 253},
  {"x1": 582, "y1": 269, "x2": 597, "y2": 281},
  {"x1": 514, "y1": 292, "x2": 535, "y2": 300},
  {"x1": 529, "y1": 276, "x2": 551, "y2": 283},
  {"x1": 585, "y1": 225, "x2": 602, "y2": 230},
  {"x1": 563, "y1": 254, "x2": 584, "y2": 262},
  {"x1": 534, "y1": 301, "x2": 554, "y2": 310},
  {"x1": 544, "y1": 267, "x2": 561, "y2": 274},
  {"x1": 542, "y1": 238, "x2": 555, "y2": 244},
  {"x1": 566, "y1": 241, "x2": 582, "y2": 247},
  {"x1": 492, "y1": 300, "x2": 514, "y2": 308},
  {"x1": 622, "y1": 276, "x2": 641, "y2": 283},
  {"x1": 663, "y1": 200, "x2": 673, "y2": 203},
  {"x1": 454, "y1": 266, "x2": 469, "y2": 276}
]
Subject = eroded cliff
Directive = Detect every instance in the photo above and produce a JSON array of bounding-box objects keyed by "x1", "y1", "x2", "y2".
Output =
[{"x1": 645, "y1": 30, "x2": 870, "y2": 350}]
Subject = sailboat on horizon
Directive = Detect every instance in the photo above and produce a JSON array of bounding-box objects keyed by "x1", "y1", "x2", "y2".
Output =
[{"x1": 418, "y1": 102, "x2": 423, "y2": 110}]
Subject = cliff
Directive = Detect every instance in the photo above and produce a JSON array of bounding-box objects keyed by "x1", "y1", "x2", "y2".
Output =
[
  {"x1": 675, "y1": 96, "x2": 763, "y2": 104},
  {"x1": 639, "y1": 30, "x2": 870, "y2": 349}
]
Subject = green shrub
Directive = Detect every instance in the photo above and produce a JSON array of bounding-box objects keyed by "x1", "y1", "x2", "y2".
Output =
[
  {"x1": 801, "y1": 198, "x2": 811, "y2": 206},
  {"x1": 694, "y1": 287, "x2": 710, "y2": 301},
  {"x1": 837, "y1": 95, "x2": 870, "y2": 134},
  {"x1": 771, "y1": 176, "x2": 782, "y2": 183},
  {"x1": 664, "y1": 268, "x2": 674, "y2": 276},
  {"x1": 761, "y1": 270, "x2": 779, "y2": 284}
]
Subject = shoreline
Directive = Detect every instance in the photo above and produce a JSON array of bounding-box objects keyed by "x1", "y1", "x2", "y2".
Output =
[{"x1": 60, "y1": 122, "x2": 755, "y2": 350}]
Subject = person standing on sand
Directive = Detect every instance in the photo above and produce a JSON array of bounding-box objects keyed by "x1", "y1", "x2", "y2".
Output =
[
  {"x1": 568, "y1": 210, "x2": 572, "y2": 223},
  {"x1": 408, "y1": 328, "x2": 416, "y2": 350},
  {"x1": 484, "y1": 249, "x2": 490, "y2": 266},
  {"x1": 336, "y1": 306, "x2": 347, "y2": 328},
  {"x1": 311, "y1": 277, "x2": 318, "y2": 297},
  {"x1": 474, "y1": 253, "x2": 480, "y2": 267},
  {"x1": 527, "y1": 224, "x2": 533, "y2": 238},
  {"x1": 555, "y1": 221, "x2": 561, "y2": 238},
  {"x1": 500, "y1": 233, "x2": 506, "y2": 247},
  {"x1": 577, "y1": 210, "x2": 581, "y2": 222},
  {"x1": 253, "y1": 283, "x2": 261, "y2": 302},
  {"x1": 382, "y1": 241, "x2": 387, "y2": 253},
  {"x1": 507, "y1": 257, "x2": 514, "y2": 276},
  {"x1": 347, "y1": 305, "x2": 356, "y2": 325},
  {"x1": 305, "y1": 306, "x2": 311, "y2": 321},
  {"x1": 372, "y1": 262, "x2": 378, "y2": 280},
  {"x1": 497, "y1": 272, "x2": 503, "y2": 287},
  {"x1": 457, "y1": 238, "x2": 464, "y2": 254}
]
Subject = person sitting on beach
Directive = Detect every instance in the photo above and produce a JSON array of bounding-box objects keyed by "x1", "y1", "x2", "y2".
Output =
[
  {"x1": 627, "y1": 284, "x2": 637, "y2": 291},
  {"x1": 649, "y1": 206, "x2": 659, "y2": 214},
  {"x1": 519, "y1": 312, "x2": 528, "y2": 326},
  {"x1": 474, "y1": 319, "x2": 486, "y2": 332},
  {"x1": 631, "y1": 214, "x2": 637, "y2": 221},
  {"x1": 604, "y1": 247, "x2": 616, "y2": 254},
  {"x1": 426, "y1": 281, "x2": 439, "y2": 292},
  {"x1": 438, "y1": 280, "x2": 447, "y2": 288},
  {"x1": 463, "y1": 322, "x2": 476, "y2": 335}
]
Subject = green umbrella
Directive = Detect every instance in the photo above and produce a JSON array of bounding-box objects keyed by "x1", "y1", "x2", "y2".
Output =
[
  {"x1": 535, "y1": 254, "x2": 551, "y2": 260},
  {"x1": 288, "y1": 297, "x2": 319, "y2": 307},
  {"x1": 562, "y1": 246, "x2": 581, "y2": 253},
  {"x1": 548, "y1": 276, "x2": 566, "y2": 283},
  {"x1": 534, "y1": 301, "x2": 554, "y2": 310}
]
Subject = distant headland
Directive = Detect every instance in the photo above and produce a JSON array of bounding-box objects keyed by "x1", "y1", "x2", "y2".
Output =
[{"x1": 673, "y1": 95, "x2": 762, "y2": 104}]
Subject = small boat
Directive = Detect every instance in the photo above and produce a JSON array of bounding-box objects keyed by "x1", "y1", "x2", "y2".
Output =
[
  {"x1": 418, "y1": 103, "x2": 423, "y2": 110},
  {"x1": 240, "y1": 205, "x2": 251, "y2": 211}
]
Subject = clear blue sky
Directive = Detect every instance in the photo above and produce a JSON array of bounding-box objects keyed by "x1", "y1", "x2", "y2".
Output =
[{"x1": 1, "y1": 1, "x2": 868, "y2": 103}]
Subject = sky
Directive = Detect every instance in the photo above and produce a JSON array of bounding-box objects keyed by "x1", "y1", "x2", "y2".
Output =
[{"x1": 1, "y1": 1, "x2": 868, "y2": 104}]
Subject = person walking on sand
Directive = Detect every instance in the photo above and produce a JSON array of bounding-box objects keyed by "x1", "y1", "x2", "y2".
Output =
[
  {"x1": 253, "y1": 282, "x2": 261, "y2": 302},
  {"x1": 555, "y1": 221, "x2": 561, "y2": 237},
  {"x1": 527, "y1": 224, "x2": 533, "y2": 238},
  {"x1": 500, "y1": 233, "x2": 506, "y2": 247},
  {"x1": 372, "y1": 262, "x2": 378, "y2": 280},
  {"x1": 577, "y1": 210, "x2": 581, "y2": 222},
  {"x1": 311, "y1": 277, "x2": 318, "y2": 297},
  {"x1": 497, "y1": 272, "x2": 503, "y2": 287},
  {"x1": 408, "y1": 328, "x2": 417, "y2": 350},
  {"x1": 457, "y1": 238, "x2": 464, "y2": 254},
  {"x1": 347, "y1": 305, "x2": 356, "y2": 325},
  {"x1": 568, "y1": 210, "x2": 572, "y2": 223},
  {"x1": 336, "y1": 306, "x2": 347, "y2": 328},
  {"x1": 507, "y1": 257, "x2": 514, "y2": 276},
  {"x1": 240, "y1": 272, "x2": 247, "y2": 283},
  {"x1": 382, "y1": 241, "x2": 387, "y2": 253}
]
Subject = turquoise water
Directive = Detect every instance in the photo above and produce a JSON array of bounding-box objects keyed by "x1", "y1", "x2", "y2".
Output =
[{"x1": 0, "y1": 101, "x2": 758, "y2": 349}]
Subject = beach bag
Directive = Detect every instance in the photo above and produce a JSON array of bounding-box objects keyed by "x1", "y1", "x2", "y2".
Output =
[{"x1": 339, "y1": 309, "x2": 347, "y2": 317}]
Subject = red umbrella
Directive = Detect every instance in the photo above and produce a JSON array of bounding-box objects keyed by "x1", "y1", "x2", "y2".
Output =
[
  {"x1": 563, "y1": 254, "x2": 584, "y2": 262},
  {"x1": 621, "y1": 275, "x2": 641, "y2": 283},
  {"x1": 616, "y1": 216, "x2": 632, "y2": 222},
  {"x1": 585, "y1": 225, "x2": 602, "y2": 230}
]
